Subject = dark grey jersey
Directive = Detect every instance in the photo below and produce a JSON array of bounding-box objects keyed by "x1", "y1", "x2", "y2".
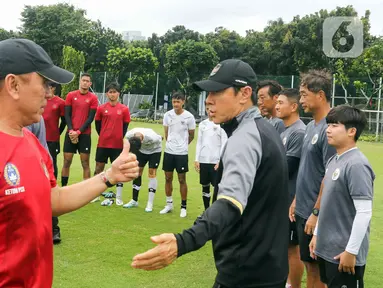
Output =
[{"x1": 269, "y1": 117, "x2": 285, "y2": 134}]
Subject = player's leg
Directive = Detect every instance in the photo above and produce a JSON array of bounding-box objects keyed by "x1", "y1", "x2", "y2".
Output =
[
  {"x1": 61, "y1": 133, "x2": 76, "y2": 186},
  {"x1": 160, "y1": 153, "x2": 175, "y2": 214},
  {"x1": 145, "y1": 152, "x2": 161, "y2": 212},
  {"x1": 175, "y1": 154, "x2": 189, "y2": 218},
  {"x1": 92, "y1": 147, "x2": 107, "y2": 203},
  {"x1": 110, "y1": 148, "x2": 124, "y2": 206},
  {"x1": 286, "y1": 221, "x2": 304, "y2": 288},
  {"x1": 199, "y1": 163, "x2": 211, "y2": 210},
  {"x1": 296, "y1": 215, "x2": 324, "y2": 288},
  {"x1": 124, "y1": 152, "x2": 146, "y2": 208},
  {"x1": 48, "y1": 141, "x2": 61, "y2": 243},
  {"x1": 78, "y1": 134, "x2": 92, "y2": 180}
]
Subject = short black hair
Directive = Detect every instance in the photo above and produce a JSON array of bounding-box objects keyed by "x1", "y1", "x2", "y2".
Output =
[
  {"x1": 256, "y1": 80, "x2": 283, "y2": 97},
  {"x1": 278, "y1": 88, "x2": 300, "y2": 104},
  {"x1": 81, "y1": 73, "x2": 92, "y2": 81},
  {"x1": 172, "y1": 91, "x2": 185, "y2": 100},
  {"x1": 300, "y1": 69, "x2": 332, "y2": 102},
  {"x1": 326, "y1": 104, "x2": 367, "y2": 141},
  {"x1": 106, "y1": 82, "x2": 121, "y2": 93},
  {"x1": 233, "y1": 86, "x2": 257, "y2": 105}
]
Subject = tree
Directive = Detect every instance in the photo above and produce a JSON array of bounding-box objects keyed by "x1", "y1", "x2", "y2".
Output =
[
  {"x1": 107, "y1": 47, "x2": 159, "y2": 94},
  {"x1": 0, "y1": 28, "x2": 19, "y2": 41},
  {"x1": 20, "y1": 3, "x2": 91, "y2": 64},
  {"x1": 161, "y1": 25, "x2": 203, "y2": 45},
  {"x1": 61, "y1": 46, "x2": 86, "y2": 98},
  {"x1": 163, "y1": 39, "x2": 219, "y2": 107}
]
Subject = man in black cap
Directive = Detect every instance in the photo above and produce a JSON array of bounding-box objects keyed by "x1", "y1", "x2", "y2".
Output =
[
  {"x1": 0, "y1": 38, "x2": 139, "y2": 287},
  {"x1": 132, "y1": 59, "x2": 289, "y2": 288}
]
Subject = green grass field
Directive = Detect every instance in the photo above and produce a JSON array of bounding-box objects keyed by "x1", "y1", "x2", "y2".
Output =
[{"x1": 53, "y1": 122, "x2": 383, "y2": 288}]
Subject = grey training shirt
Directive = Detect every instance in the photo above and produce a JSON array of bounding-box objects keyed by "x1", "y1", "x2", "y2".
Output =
[
  {"x1": 269, "y1": 117, "x2": 285, "y2": 134},
  {"x1": 315, "y1": 148, "x2": 375, "y2": 266},
  {"x1": 26, "y1": 117, "x2": 49, "y2": 151},
  {"x1": 280, "y1": 119, "x2": 306, "y2": 204},
  {"x1": 295, "y1": 118, "x2": 337, "y2": 219}
]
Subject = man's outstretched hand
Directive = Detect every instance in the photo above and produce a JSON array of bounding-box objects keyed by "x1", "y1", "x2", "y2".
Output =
[
  {"x1": 131, "y1": 233, "x2": 178, "y2": 271},
  {"x1": 106, "y1": 139, "x2": 139, "y2": 184}
]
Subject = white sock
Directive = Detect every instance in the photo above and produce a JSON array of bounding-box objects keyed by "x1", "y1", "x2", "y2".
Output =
[
  {"x1": 166, "y1": 196, "x2": 173, "y2": 206},
  {"x1": 148, "y1": 177, "x2": 157, "y2": 205},
  {"x1": 116, "y1": 183, "x2": 123, "y2": 199}
]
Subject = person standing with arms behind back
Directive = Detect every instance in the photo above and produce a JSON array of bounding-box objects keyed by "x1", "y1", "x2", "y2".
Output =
[
  {"x1": 42, "y1": 82, "x2": 66, "y2": 244},
  {"x1": 195, "y1": 105, "x2": 227, "y2": 210},
  {"x1": 290, "y1": 70, "x2": 337, "y2": 288},
  {"x1": 61, "y1": 73, "x2": 98, "y2": 187},
  {"x1": 310, "y1": 105, "x2": 374, "y2": 288},
  {"x1": 161, "y1": 91, "x2": 196, "y2": 218},
  {"x1": 275, "y1": 88, "x2": 306, "y2": 288},
  {"x1": 92, "y1": 82, "x2": 131, "y2": 204}
]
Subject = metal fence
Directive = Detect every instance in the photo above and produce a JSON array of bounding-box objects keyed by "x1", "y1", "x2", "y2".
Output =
[{"x1": 94, "y1": 92, "x2": 153, "y2": 114}]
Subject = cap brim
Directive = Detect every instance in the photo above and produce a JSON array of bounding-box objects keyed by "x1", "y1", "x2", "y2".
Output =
[
  {"x1": 192, "y1": 79, "x2": 231, "y2": 92},
  {"x1": 38, "y1": 65, "x2": 75, "y2": 85}
]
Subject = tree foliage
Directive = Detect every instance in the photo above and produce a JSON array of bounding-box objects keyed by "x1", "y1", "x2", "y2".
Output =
[{"x1": 61, "y1": 46, "x2": 86, "y2": 98}]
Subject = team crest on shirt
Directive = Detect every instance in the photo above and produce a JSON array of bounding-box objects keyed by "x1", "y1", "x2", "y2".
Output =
[
  {"x1": 85, "y1": 99, "x2": 90, "y2": 103},
  {"x1": 283, "y1": 137, "x2": 287, "y2": 146},
  {"x1": 117, "y1": 109, "x2": 122, "y2": 115},
  {"x1": 181, "y1": 120, "x2": 185, "y2": 125},
  {"x1": 105, "y1": 110, "x2": 108, "y2": 113},
  {"x1": 311, "y1": 134, "x2": 319, "y2": 145},
  {"x1": 332, "y1": 168, "x2": 340, "y2": 181},
  {"x1": 52, "y1": 104, "x2": 58, "y2": 109},
  {"x1": 41, "y1": 159, "x2": 49, "y2": 179},
  {"x1": 74, "y1": 98, "x2": 77, "y2": 100},
  {"x1": 4, "y1": 163, "x2": 20, "y2": 186}
]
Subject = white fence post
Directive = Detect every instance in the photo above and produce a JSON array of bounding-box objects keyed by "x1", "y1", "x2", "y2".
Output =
[
  {"x1": 375, "y1": 77, "x2": 382, "y2": 141},
  {"x1": 291, "y1": 75, "x2": 294, "y2": 88},
  {"x1": 331, "y1": 74, "x2": 336, "y2": 108}
]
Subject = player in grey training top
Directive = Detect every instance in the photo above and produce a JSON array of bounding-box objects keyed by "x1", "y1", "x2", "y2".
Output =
[
  {"x1": 256, "y1": 79, "x2": 285, "y2": 134},
  {"x1": 276, "y1": 88, "x2": 306, "y2": 288},
  {"x1": 291, "y1": 70, "x2": 336, "y2": 288},
  {"x1": 310, "y1": 105, "x2": 374, "y2": 288}
]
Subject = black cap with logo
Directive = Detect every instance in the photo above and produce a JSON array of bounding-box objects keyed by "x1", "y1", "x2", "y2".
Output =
[
  {"x1": 0, "y1": 38, "x2": 74, "y2": 84},
  {"x1": 193, "y1": 59, "x2": 257, "y2": 92}
]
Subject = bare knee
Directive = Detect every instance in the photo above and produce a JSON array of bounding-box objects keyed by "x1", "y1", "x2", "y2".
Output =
[
  {"x1": 63, "y1": 157, "x2": 72, "y2": 168},
  {"x1": 94, "y1": 163, "x2": 104, "y2": 175},
  {"x1": 148, "y1": 168, "x2": 157, "y2": 178},
  {"x1": 305, "y1": 262, "x2": 319, "y2": 274},
  {"x1": 178, "y1": 174, "x2": 186, "y2": 185},
  {"x1": 81, "y1": 159, "x2": 90, "y2": 169}
]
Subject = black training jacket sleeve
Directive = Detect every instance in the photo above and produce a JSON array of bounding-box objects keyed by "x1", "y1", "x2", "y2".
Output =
[
  {"x1": 59, "y1": 116, "x2": 66, "y2": 135},
  {"x1": 287, "y1": 156, "x2": 300, "y2": 179},
  {"x1": 95, "y1": 120, "x2": 101, "y2": 136},
  {"x1": 175, "y1": 199, "x2": 241, "y2": 257},
  {"x1": 123, "y1": 122, "x2": 129, "y2": 137},
  {"x1": 64, "y1": 106, "x2": 73, "y2": 131},
  {"x1": 79, "y1": 109, "x2": 97, "y2": 133}
]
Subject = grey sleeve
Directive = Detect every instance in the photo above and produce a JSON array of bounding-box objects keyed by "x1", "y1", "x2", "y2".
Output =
[
  {"x1": 346, "y1": 163, "x2": 374, "y2": 200},
  {"x1": 275, "y1": 120, "x2": 285, "y2": 134},
  {"x1": 27, "y1": 118, "x2": 49, "y2": 152},
  {"x1": 217, "y1": 124, "x2": 262, "y2": 212},
  {"x1": 286, "y1": 130, "x2": 304, "y2": 158},
  {"x1": 320, "y1": 129, "x2": 337, "y2": 168}
]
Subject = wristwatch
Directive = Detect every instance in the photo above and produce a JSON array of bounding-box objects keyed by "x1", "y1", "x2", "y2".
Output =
[
  {"x1": 312, "y1": 208, "x2": 320, "y2": 216},
  {"x1": 99, "y1": 171, "x2": 115, "y2": 187}
]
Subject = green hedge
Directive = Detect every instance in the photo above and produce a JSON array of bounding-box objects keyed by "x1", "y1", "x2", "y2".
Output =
[{"x1": 359, "y1": 134, "x2": 378, "y2": 142}]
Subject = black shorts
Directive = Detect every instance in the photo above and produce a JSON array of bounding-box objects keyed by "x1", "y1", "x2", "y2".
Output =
[
  {"x1": 47, "y1": 141, "x2": 60, "y2": 158},
  {"x1": 200, "y1": 163, "x2": 217, "y2": 186},
  {"x1": 296, "y1": 214, "x2": 316, "y2": 263},
  {"x1": 289, "y1": 220, "x2": 299, "y2": 246},
  {"x1": 162, "y1": 152, "x2": 189, "y2": 173},
  {"x1": 63, "y1": 133, "x2": 91, "y2": 154},
  {"x1": 95, "y1": 147, "x2": 122, "y2": 163},
  {"x1": 137, "y1": 152, "x2": 161, "y2": 169},
  {"x1": 318, "y1": 257, "x2": 365, "y2": 288}
]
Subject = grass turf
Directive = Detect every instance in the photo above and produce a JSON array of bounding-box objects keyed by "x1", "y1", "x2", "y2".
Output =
[{"x1": 53, "y1": 122, "x2": 383, "y2": 287}]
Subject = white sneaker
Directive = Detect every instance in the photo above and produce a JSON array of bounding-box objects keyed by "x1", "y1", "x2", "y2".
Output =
[
  {"x1": 116, "y1": 198, "x2": 124, "y2": 206},
  {"x1": 159, "y1": 205, "x2": 173, "y2": 214},
  {"x1": 180, "y1": 208, "x2": 187, "y2": 218},
  {"x1": 123, "y1": 199, "x2": 138, "y2": 208},
  {"x1": 90, "y1": 196, "x2": 100, "y2": 203},
  {"x1": 145, "y1": 203, "x2": 153, "y2": 212}
]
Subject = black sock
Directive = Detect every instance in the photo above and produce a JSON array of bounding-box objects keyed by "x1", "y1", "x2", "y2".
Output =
[
  {"x1": 181, "y1": 200, "x2": 187, "y2": 210},
  {"x1": 132, "y1": 176, "x2": 142, "y2": 202},
  {"x1": 202, "y1": 185, "x2": 211, "y2": 210},
  {"x1": 61, "y1": 176, "x2": 69, "y2": 187}
]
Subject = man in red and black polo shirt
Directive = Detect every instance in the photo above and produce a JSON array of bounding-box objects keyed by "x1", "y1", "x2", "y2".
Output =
[
  {"x1": 61, "y1": 73, "x2": 98, "y2": 186},
  {"x1": 0, "y1": 38, "x2": 139, "y2": 288},
  {"x1": 42, "y1": 82, "x2": 66, "y2": 243},
  {"x1": 93, "y1": 82, "x2": 131, "y2": 205}
]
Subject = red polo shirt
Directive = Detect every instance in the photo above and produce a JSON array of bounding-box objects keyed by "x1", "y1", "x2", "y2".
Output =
[
  {"x1": 42, "y1": 96, "x2": 65, "y2": 142},
  {"x1": 95, "y1": 102, "x2": 131, "y2": 149},
  {"x1": 0, "y1": 128, "x2": 57, "y2": 287}
]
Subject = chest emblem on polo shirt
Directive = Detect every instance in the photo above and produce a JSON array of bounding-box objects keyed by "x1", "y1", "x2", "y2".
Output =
[
  {"x1": 105, "y1": 110, "x2": 108, "y2": 113},
  {"x1": 283, "y1": 137, "x2": 287, "y2": 146},
  {"x1": 332, "y1": 168, "x2": 340, "y2": 181},
  {"x1": 311, "y1": 134, "x2": 319, "y2": 145},
  {"x1": 41, "y1": 159, "x2": 49, "y2": 179},
  {"x1": 4, "y1": 163, "x2": 20, "y2": 186},
  {"x1": 117, "y1": 110, "x2": 122, "y2": 115},
  {"x1": 52, "y1": 104, "x2": 58, "y2": 109},
  {"x1": 85, "y1": 99, "x2": 90, "y2": 103},
  {"x1": 74, "y1": 98, "x2": 77, "y2": 100}
]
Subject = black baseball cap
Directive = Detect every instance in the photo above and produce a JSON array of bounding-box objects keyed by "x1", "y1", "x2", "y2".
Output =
[
  {"x1": 0, "y1": 38, "x2": 74, "y2": 84},
  {"x1": 193, "y1": 59, "x2": 257, "y2": 92}
]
